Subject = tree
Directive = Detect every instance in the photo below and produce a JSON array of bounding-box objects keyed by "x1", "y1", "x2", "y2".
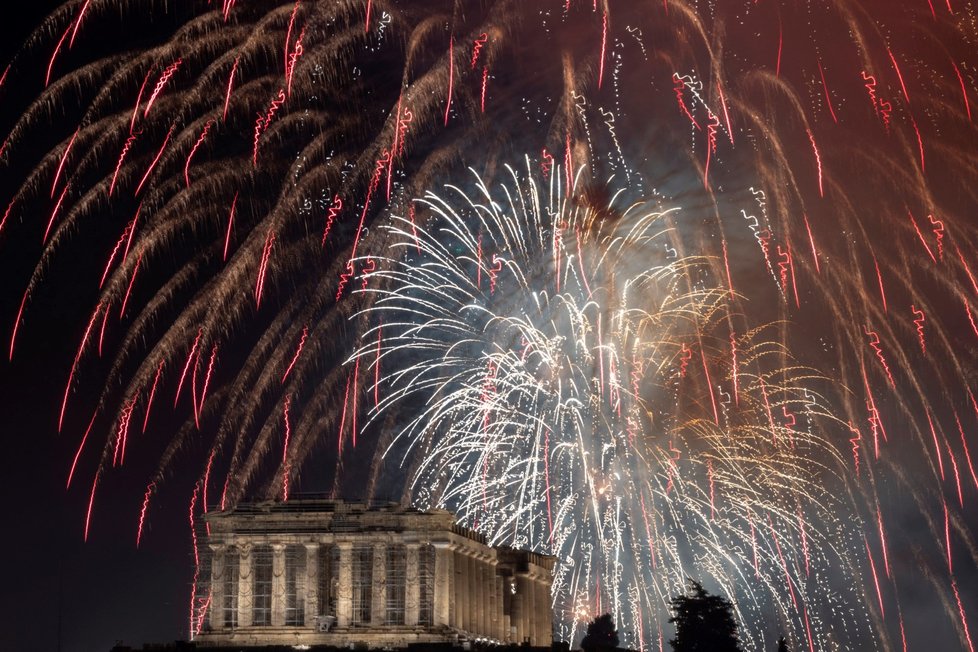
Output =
[
  {"x1": 581, "y1": 613, "x2": 619, "y2": 652},
  {"x1": 668, "y1": 580, "x2": 743, "y2": 652},
  {"x1": 777, "y1": 636, "x2": 790, "y2": 652}
]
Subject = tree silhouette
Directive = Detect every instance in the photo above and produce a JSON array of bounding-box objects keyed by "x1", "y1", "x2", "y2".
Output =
[
  {"x1": 778, "y1": 635, "x2": 790, "y2": 652},
  {"x1": 668, "y1": 580, "x2": 743, "y2": 652},
  {"x1": 581, "y1": 613, "x2": 619, "y2": 652}
]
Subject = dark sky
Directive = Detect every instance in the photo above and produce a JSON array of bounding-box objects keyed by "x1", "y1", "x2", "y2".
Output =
[
  {"x1": 0, "y1": 4, "x2": 191, "y2": 652},
  {"x1": 2, "y1": 1, "x2": 978, "y2": 651}
]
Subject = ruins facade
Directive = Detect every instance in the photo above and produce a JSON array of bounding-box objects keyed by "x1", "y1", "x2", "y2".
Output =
[{"x1": 195, "y1": 499, "x2": 555, "y2": 648}]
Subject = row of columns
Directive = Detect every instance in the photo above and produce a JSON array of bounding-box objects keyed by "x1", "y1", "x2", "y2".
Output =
[
  {"x1": 208, "y1": 541, "x2": 427, "y2": 631},
  {"x1": 207, "y1": 538, "x2": 551, "y2": 646},
  {"x1": 433, "y1": 542, "x2": 551, "y2": 645}
]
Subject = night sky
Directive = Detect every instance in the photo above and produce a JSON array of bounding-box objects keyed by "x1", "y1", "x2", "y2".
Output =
[{"x1": 2, "y1": 1, "x2": 978, "y2": 651}]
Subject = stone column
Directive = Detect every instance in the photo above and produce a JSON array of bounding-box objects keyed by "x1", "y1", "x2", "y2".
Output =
[
  {"x1": 526, "y1": 575, "x2": 538, "y2": 645},
  {"x1": 503, "y1": 576, "x2": 513, "y2": 643},
  {"x1": 271, "y1": 543, "x2": 286, "y2": 627},
  {"x1": 304, "y1": 544, "x2": 319, "y2": 627},
  {"x1": 455, "y1": 548, "x2": 468, "y2": 631},
  {"x1": 372, "y1": 541, "x2": 387, "y2": 625},
  {"x1": 487, "y1": 563, "x2": 497, "y2": 640},
  {"x1": 405, "y1": 544, "x2": 420, "y2": 626},
  {"x1": 432, "y1": 542, "x2": 454, "y2": 627},
  {"x1": 512, "y1": 575, "x2": 526, "y2": 644},
  {"x1": 337, "y1": 541, "x2": 353, "y2": 627},
  {"x1": 472, "y1": 554, "x2": 483, "y2": 636},
  {"x1": 237, "y1": 543, "x2": 254, "y2": 628},
  {"x1": 537, "y1": 576, "x2": 551, "y2": 644},
  {"x1": 208, "y1": 545, "x2": 226, "y2": 631}
]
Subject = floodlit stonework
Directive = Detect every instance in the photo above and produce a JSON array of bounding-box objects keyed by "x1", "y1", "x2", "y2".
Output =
[{"x1": 196, "y1": 499, "x2": 556, "y2": 648}]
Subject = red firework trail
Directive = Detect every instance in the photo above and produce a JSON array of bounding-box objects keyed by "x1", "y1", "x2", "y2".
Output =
[
  {"x1": 113, "y1": 397, "x2": 136, "y2": 466},
  {"x1": 281, "y1": 325, "x2": 308, "y2": 383},
  {"x1": 337, "y1": 373, "x2": 351, "y2": 453},
  {"x1": 910, "y1": 116, "x2": 926, "y2": 172},
  {"x1": 700, "y1": 345, "x2": 719, "y2": 425},
  {"x1": 807, "y1": 129, "x2": 824, "y2": 197},
  {"x1": 184, "y1": 120, "x2": 214, "y2": 187},
  {"x1": 877, "y1": 508, "x2": 891, "y2": 578},
  {"x1": 775, "y1": 19, "x2": 783, "y2": 77},
  {"x1": 83, "y1": 470, "x2": 99, "y2": 542},
  {"x1": 954, "y1": 411, "x2": 978, "y2": 491},
  {"x1": 804, "y1": 607, "x2": 816, "y2": 652},
  {"x1": 321, "y1": 194, "x2": 343, "y2": 246},
  {"x1": 444, "y1": 36, "x2": 455, "y2": 126},
  {"x1": 848, "y1": 421, "x2": 862, "y2": 476},
  {"x1": 703, "y1": 111, "x2": 719, "y2": 189},
  {"x1": 0, "y1": 200, "x2": 14, "y2": 236},
  {"x1": 130, "y1": 68, "x2": 153, "y2": 134},
  {"x1": 865, "y1": 536, "x2": 886, "y2": 619},
  {"x1": 223, "y1": 57, "x2": 240, "y2": 121},
  {"x1": 948, "y1": 436, "x2": 965, "y2": 507},
  {"x1": 955, "y1": 244, "x2": 978, "y2": 295},
  {"x1": 97, "y1": 303, "x2": 109, "y2": 357},
  {"x1": 44, "y1": 184, "x2": 71, "y2": 244},
  {"x1": 198, "y1": 345, "x2": 218, "y2": 417},
  {"x1": 817, "y1": 58, "x2": 839, "y2": 124},
  {"x1": 66, "y1": 409, "x2": 98, "y2": 489},
  {"x1": 887, "y1": 47, "x2": 911, "y2": 104},
  {"x1": 282, "y1": 395, "x2": 292, "y2": 500},
  {"x1": 119, "y1": 255, "x2": 142, "y2": 318},
  {"x1": 927, "y1": 409, "x2": 945, "y2": 480},
  {"x1": 952, "y1": 577, "x2": 976, "y2": 652},
  {"x1": 928, "y1": 213, "x2": 944, "y2": 260},
  {"x1": 142, "y1": 358, "x2": 165, "y2": 433},
  {"x1": 109, "y1": 132, "x2": 138, "y2": 196},
  {"x1": 872, "y1": 254, "x2": 888, "y2": 314},
  {"x1": 223, "y1": 192, "x2": 238, "y2": 261},
  {"x1": 909, "y1": 210, "x2": 937, "y2": 263},
  {"x1": 802, "y1": 213, "x2": 820, "y2": 274},
  {"x1": 143, "y1": 59, "x2": 182, "y2": 119},
  {"x1": 253, "y1": 89, "x2": 286, "y2": 167},
  {"x1": 286, "y1": 30, "x2": 305, "y2": 97},
  {"x1": 255, "y1": 230, "x2": 276, "y2": 307},
  {"x1": 951, "y1": 58, "x2": 972, "y2": 120},
  {"x1": 135, "y1": 125, "x2": 175, "y2": 196},
  {"x1": 716, "y1": 80, "x2": 734, "y2": 144},
  {"x1": 59, "y1": 301, "x2": 104, "y2": 432},
  {"x1": 481, "y1": 66, "x2": 489, "y2": 113},
  {"x1": 51, "y1": 129, "x2": 78, "y2": 198},
  {"x1": 471, "y1": 33, "x2": 488, "y2": 69},
  {"x1": 45, "y1": 22, "x2": 72, "y2": 88},
  {"x1": 174, "y1": 328, "x2": 203, "y2": 408},
  {"x1": 911, "y1": 305, "x2": 926, "y2": 353},
  {"x1": 364, "y1": 0, "x2": 372, "y2": 33},
  {"x1": 284, "y1": 1, "x2": 300, "y2": 74},
  {"x1": 136, "y1": 483, "x2": 155, "y2": 547},
  {"x1": 598, "y1": 10, "x2": 608, "y2": 89},
  {"x1": 69, "y1": 0, "x2": 92, "y2": 48},
  {"x1": 863, "y1": 325, "x2": 895, "y2": 387}
]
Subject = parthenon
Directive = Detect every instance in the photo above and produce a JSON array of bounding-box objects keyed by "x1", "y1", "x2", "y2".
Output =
[{"x1": 195, "y1": 499, "x2": 555, "y2": 648}]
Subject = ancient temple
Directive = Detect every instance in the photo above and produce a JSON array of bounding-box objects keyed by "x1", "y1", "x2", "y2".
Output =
[{"x1": 195, "y1": 499, "x2": 555, "y2": 648}]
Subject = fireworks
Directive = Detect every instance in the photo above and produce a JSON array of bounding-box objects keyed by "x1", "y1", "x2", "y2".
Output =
[
  {"x1": 351, "y1": 163, "x2": 867, "y2": 647},
  {"x1": 0, "y1": 0, "x2": 977, "y2": 649}
]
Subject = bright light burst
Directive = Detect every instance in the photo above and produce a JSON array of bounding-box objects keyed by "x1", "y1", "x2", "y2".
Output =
[
  {"x1": 352, "y1": 162, "x2": 864, "y2": 648},
  {"x1": 2, "y1": 0, "x2": 978, "y2": 649}
]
